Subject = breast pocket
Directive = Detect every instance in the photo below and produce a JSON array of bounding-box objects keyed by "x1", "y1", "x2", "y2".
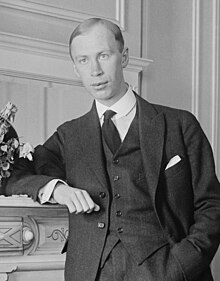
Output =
[{"x1": 164, "y1": 158, "x2": 188, "y2": 179}]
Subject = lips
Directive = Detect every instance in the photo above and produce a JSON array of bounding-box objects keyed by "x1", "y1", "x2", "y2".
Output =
[
  {"x1": 91, "y1": 81, "x2": 108, "y2": 90},
  {"x1": 91, "y1": 81, "x2": 108, "y2": 87}
]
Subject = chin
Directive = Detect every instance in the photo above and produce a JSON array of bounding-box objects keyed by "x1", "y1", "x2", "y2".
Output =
[{"x1": 94, "y1": 90, "x2": 110, "y2": 99}]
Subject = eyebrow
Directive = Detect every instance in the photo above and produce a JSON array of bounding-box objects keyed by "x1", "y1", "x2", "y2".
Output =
[
  {"x1": 74, "y1": 50, "x2": 112, "y2": 59},
  {"x1": 75, "y1": 55, "x2": 87, "y2": 59}
]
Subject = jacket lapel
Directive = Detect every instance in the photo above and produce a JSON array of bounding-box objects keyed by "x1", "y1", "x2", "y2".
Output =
[
  {"x1": 78, "y1": 102, "x2": 109, "y2": 190},
  {"x1": 77, "y1": 96, "x2": 165, "y2": 197},
  {"x1": 137, "y1": 96, "x2": 165, "y2": 203}
]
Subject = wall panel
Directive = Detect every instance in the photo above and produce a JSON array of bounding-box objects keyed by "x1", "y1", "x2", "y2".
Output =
[
  {"x1": 0, "y1": 79, "x2": 46, "y2": 146},
  {"x1": 0, "y1": 0, "x2": 142, "y2": 57}
]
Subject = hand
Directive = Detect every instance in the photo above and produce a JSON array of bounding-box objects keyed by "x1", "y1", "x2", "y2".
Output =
[{"x1": 53, "y1": 183, "x2": 100, "y2": 214}]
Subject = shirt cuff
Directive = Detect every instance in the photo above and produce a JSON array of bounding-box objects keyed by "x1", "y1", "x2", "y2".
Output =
[{"x1": 38, "y1": 179, "x2": 66, "y2": 204}]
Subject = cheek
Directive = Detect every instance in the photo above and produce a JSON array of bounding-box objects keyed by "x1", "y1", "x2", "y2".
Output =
[
  {"x1": 105, "y1": 64, "x2": 121, "y2": 79},
  {"x1": 76, "y1": 69, "x2": 90, "y2": 83},
  {"x1": 111, "y1": 66, "x2": 123, "y2": 83}
]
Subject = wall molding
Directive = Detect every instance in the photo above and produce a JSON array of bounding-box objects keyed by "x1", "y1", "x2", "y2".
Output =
[
  {"x1": 191, "y1": 0, "x2": 200, "y2": 118},
  {"x1": 0, "y1": 31, "x2": 152, "y2": 65},
  {"x1": 0, "y1": 196, "x2": 67, "y2": 208},
  {"x1": 211, "y1": 0, "x2": 220, "y2": 168},
  {"x1": 116, "y1": 0, "x2": 126, "y2": 30},
  {"x1": 191, "y1": 0, "x2": 220, "y2": 172},
  {"x1": 0, "y1": 32, "x2": 68, "y2": 60},
  {"x1": 0, "y1": 0, "x2": 126, "y2": 30},
  {"x1": 0, "y1": 68, "x2": 83, "y2": 87},
  {"x1": 0, "y1": 31, "x2": 152, "y2": 66}
]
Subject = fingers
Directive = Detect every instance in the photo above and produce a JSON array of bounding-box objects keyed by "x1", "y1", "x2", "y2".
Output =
[
  {"x1": 53, "y1": 184, "x2": 100, "y2": 214},
  {"x1": 81, "y1": 190, "x2": 100, "y2": 213},
  {"x1": 72, "y1": 189, "x2": 100, "y2": 214},
  {"x1": 65, "y1": 200, "x2": 77, "y2": 213},
  {"x1": 75, "y1": 190, "x2": 91, "y2": 213},
  {"x1": 94, "y1": 204, "x2": 100, "y2": 212}
]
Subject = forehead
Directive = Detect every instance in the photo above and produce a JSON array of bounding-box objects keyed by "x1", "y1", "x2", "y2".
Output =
[{"x1": 71, "y1": 24, "x2": 118, "y2": 56}]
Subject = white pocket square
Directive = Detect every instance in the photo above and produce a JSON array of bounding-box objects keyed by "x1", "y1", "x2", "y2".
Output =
[{"x1": 165, "y1": 155, "x2": 181, "y2": 170}]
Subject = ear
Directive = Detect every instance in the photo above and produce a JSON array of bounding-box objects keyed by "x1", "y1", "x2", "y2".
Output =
[{"x1": 122, "y1": 47, "x2": 129, "y2": 68}]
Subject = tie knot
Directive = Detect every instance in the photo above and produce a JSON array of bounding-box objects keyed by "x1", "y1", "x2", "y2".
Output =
[{"x1": 103, "y1": 110, "x2": 116, "y2": 121}]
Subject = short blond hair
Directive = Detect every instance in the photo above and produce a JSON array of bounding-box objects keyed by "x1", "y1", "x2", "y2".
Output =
[{"x1": 69, "y1": 18, "x2": 124, "y2": 60}]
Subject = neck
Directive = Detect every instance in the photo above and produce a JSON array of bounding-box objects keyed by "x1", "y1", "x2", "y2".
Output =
[{"x1": 98, "y1": 83, "x2": 128, "y2": 107}]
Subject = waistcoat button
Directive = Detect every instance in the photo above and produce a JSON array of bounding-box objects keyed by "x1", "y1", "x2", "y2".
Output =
[
  {"x1": 116, "y1": 211, "x2": 122, "y2": 217},
  {"x1": 113, "y1": 159, "x2": 119, "y2": 165},
  {"x1": 114, "y1": 193, "x2": 120, "y2": 199},
  {"x1": 98, "y1": 222, "x2": 105, "y2": 229},
  {"x1": 99, "y1": 192, "x2": 106, "y2": 198},
  {"x1": 117, "y1": 227, "x2": 123, "y2": 233},
  {"x1": 113, "y1": 175, "x2": 119, "y2": 181}
]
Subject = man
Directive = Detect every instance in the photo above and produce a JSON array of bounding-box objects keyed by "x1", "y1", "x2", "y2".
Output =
[{"x1": 5, "y1": 18, "x2": 220, "y2": 281}]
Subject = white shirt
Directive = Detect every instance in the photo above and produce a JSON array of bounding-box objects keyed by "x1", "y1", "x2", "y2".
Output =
[
  {"x1": 96, "y1": 85, "x2": 136, "y2": 141},
  {"x1": 39, "y1": 85, "x2": 137, "y2": 203}
]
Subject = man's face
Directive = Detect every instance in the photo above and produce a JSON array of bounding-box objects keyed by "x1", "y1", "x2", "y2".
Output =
[{"x1": 70, "y1": 24, "x2": 128, "y2": 106}]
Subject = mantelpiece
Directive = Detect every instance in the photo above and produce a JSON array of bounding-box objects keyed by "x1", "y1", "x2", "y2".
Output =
[{"x1": 0, "y1": 195, "x2": 68, "y2": 281}]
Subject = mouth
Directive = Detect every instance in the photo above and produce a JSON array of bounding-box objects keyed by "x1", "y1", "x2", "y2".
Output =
[{"x1": 91, "y1": 81, "x2": 108, "y2": 90}]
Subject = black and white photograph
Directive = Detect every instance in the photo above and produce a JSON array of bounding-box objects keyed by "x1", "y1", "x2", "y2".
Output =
[{"x1": 0, "y1": 1, "x2": 220, "y2": 280}]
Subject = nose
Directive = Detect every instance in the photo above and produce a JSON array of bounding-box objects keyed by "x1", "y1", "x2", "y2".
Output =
[{"x1": 91, "y1": 59, "x2": 103, "y2": 76}]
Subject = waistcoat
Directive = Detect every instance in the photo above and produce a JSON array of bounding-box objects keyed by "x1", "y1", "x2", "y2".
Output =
[{"x1": 100, "y1": 110, "x2": 167, "y2": 267}]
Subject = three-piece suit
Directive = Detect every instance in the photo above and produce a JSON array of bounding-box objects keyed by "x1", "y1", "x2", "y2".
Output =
[{"x1": 5, "y1": 94, "x2": 220, "y2": 281}]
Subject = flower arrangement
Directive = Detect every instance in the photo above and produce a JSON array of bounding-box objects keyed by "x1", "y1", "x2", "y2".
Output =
[{"x1": 0, "y1": 102, "x2": 34, "y2": 188}]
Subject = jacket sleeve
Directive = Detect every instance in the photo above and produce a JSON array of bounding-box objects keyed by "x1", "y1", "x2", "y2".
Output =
[
  {"x1": 170, "y1": 111, "x2": 220, "y2": 280},
  {"x1": 4, "y1": 127, "x2": 66, "y2": 201}
]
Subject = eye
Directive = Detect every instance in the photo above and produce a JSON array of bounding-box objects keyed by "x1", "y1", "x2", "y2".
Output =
[
  {"x1": 99, "y1": 53, "x2": 110, "y2": 60},
  {"x1": 78, "y1": 57, "x2": 88, "y2": 64}
]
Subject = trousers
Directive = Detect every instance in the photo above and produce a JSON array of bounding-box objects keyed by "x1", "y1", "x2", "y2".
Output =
[{"x1": 95, "y1": 241, "x2": 150, "y2": 281}]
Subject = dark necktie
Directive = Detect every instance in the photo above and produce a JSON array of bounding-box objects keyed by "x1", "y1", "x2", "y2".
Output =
[{"x1": 102, "y1": 110, "x2": 121, "y2": 154}]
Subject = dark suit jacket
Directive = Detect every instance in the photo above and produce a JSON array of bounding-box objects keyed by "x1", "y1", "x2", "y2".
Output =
[{"x1": 5, "y1": 94, "x2": 220, "y2": 281}]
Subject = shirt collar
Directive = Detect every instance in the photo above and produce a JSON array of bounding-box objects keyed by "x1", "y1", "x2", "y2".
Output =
[{"x1": 96, "y1": 85, "x2": 136, "y2": 120}]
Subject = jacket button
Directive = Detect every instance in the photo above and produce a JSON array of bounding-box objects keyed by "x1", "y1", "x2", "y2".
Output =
[
  {"x1": 113, "y1": 175, "x2": 119, "y2": 181},
  {"x1": 116, "y1": 211, "x2": 122, "y2": 217},
  {"x1": 117, "y1": 227, "x2": 123, "y2": 233},
  {"x1": 113, "y1": 159, "x2": 119, "y2": 165},
  {"x1": 99, "y1": 192, "x2": 106, "y2": 198},
  {"x1": 98, "y1": 222, "x2": 105, "y2": 229}
]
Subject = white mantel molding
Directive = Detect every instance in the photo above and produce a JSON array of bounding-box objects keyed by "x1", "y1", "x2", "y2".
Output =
[
  {"x1": 0, "y1": 68, "x2": 83, "y2": 87},
  {"x1": 0, "y1": 196, "x2": 68, "y2": 275},
  {"x1": 0, "y1": 31, "x2": 153, "y2": 66},
  {"x1": 0, "y1": 31, "x2": 153, "y2": 87},
  {"x1": 0, "y1": 32, "x2": 71, "y2": 60},
  {"x1": 0, "y1": 265, "x2": 17, "y2": 281},
  {"x1": 0, "y1": 259, "x2": 65, "y2": 271},
  {"x1": 0, "y1": 195, "x2": 67, "y2": 208},
  {"x1": 0, "y1": 0, "x2": 126, "y2": 30}
]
